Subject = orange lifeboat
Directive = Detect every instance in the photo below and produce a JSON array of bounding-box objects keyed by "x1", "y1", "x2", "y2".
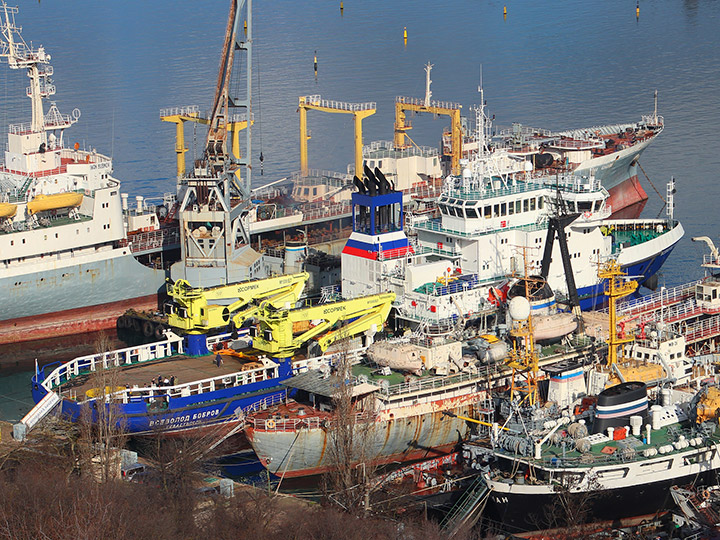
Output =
[
  {"x1": 27, "y1": 192, "x2": 83, "y2": 215},
  {"x1": 0, "y1": 202, "x2": 17, "y2": 218}
]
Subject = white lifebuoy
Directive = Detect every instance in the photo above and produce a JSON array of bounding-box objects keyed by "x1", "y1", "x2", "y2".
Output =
[
  {"x1": 266, "y1": 419, "x2": 276, "y2": 429},
  {"x1": 468, "y1": 310, "x2": 474, "y2": 317},
  {"x1": 583, "y1": 211, "x2": 592, "y2": 219}
]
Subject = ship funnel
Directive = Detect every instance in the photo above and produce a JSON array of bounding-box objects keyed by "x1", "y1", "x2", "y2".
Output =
[
  {"x1": 136, "y1": 195, "x2": 144, "y2": 214},
  {"x1": 353, "y1": 175, "x2": 367, "y2": 194}
]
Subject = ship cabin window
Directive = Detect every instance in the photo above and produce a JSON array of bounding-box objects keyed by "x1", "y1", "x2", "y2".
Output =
[
  {"x1": 594, "y1": 200, "x2": 601, "y2": 211},
  {"x1": 538, "y1": 197, "x2": 544, "y2": 209},
  {"x1": 466, "y1": 207, "x2": 479, "y2": 219},
  {"x1": 378, "y1": 161, "x2": 382, "y2": 168},
  {"x1": 714, "y1": 289, "x2": 717, "y2": 300},
  {"x1": 438, "y1": 203, "x2": 448, "y2": 216},
  {"x1": 493, "y1": 204, "x2": 500, "y2": 217},
  {"x1": 515, "y1": 200, "x2": 522, "y2": 213},
  {"x1": 508, "y1": 201, "x2": 514, "y2": 215},
  {"x1": 578, "y1": 201, "x2": 592, "y2": 211},
  {"x1": 529, "y1": 198, "x2": 536, "y2": 211},
  {"x1": 523, "y1": 199, "x2": 529, "y2": 212},
  {"x1": 500, "y1": 203, "x2": 507, "y2": 216},
  {"x1": 484, "y1": 206, "x2": 491, "y2": 219},
  {"x1": 313, "y1": 187, "x2": 318, "y2": 196}
]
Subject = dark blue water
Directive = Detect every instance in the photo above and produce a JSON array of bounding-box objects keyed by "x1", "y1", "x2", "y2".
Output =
[{"x1": 1, "y1": 0, "x2": 719, "y2": 418}]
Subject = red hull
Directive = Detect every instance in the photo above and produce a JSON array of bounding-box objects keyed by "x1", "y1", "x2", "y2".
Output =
[
  {"x1": 607, "y1": 175, "x2": 648, "y2": 218},
  {"x1": 0, "y1": 294, "x2": 159, "y2": 346}
]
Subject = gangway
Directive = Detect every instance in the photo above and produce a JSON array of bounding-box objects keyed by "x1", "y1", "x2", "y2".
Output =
[
  {"x1": 298, "y1": 95, "x2": 376, "y2": 179},
  {"x1": 13, "y1": 390, "x2": 60, "y2": 440},
  {"x1": 440, "y1": 475, "x2": 490, "y2": 537}
]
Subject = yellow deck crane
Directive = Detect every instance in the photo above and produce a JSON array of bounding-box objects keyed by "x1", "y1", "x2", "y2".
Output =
[
  {"x1": 166, "y1": 272, "x2": 309, "y2": 332},
  {"x1": 250, "y1": 292, "x2": 395, "y2": 358},
  {"x1": 298, "y1": 95, "x2": 376, "y2": 178},
  {"x1": 160, "y1": 105, "x2": 252, "y2": 179},
  {"x1": 393, "y1": 63, "x2": 463, "y2": 175}
]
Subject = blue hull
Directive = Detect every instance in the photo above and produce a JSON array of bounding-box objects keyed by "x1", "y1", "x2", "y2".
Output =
[
  {"x1": 31, "y1": 360, "x2": 293, "y2": 436},
  {"x1": 577, "y1": 242, "x2": 675, "y2": 311}
]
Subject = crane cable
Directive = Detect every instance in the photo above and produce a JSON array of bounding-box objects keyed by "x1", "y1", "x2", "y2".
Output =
[{"x1": 254, "y1": 44, "x2": 264, "y2": 175}]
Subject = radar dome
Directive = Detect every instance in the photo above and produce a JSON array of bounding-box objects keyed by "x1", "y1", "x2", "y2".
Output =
[{"x1": 508, "y1": 296, "x2": 531, "y2": 321}]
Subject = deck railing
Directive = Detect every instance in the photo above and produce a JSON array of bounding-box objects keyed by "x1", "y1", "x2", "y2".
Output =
[
  {"x1": 50, "y1": 337, "x2": 366, "y2": 406},
  {"x1": 382, "y1": 370, "x2": 478, "y2": 398},
  {"x1": 42, "y1": 333, "x2": 184, "y2": 393},
  {"x1": 248, "y1": 409, "x2": 377, "y2": 432}
]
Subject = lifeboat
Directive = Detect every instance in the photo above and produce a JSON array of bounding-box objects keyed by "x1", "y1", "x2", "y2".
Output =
[
  {"x1": 532, "y1": 313, "x2": 578, "y2": 343},
  {"x1": 27, "y1": 192, "x2": 83, "y2": 215},
  {"x1": 0, "y1": 202, "x2": 17, "y2": 218}
]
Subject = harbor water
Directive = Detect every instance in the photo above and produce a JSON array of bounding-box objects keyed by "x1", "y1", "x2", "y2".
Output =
[{"x1": 1, "y1": 0, "x2": 719, "y2": 418}]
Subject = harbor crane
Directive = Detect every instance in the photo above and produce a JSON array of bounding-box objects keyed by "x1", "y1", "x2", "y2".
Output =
[
  {"x1": 172, "y1": 0, "x2": 257, "y2": 287},
  {"x1": 298, "y1": 94, "x2": 376, "y2": 178}
]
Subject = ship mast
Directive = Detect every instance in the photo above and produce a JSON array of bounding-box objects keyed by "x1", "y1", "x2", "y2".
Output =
[{"x1": 0, "y1": 2, "x2": 53, "y2": 133}]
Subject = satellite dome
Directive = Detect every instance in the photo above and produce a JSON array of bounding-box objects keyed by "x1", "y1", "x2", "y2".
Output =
[{"x1": 508, "y1": 296, "x2": 531, "y2": 321}]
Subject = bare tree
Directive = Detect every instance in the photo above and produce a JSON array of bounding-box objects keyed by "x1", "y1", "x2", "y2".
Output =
[
  {"x1": 76, "y1": 334, "x2": 128, "y2": 482},
  {"x1": 323, "y1": 337, "x2": 379, "y2": 513}
]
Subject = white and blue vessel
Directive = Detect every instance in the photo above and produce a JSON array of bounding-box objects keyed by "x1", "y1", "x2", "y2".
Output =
[
  {"x1": 24, "y1": 330, "x2": 365, "y2": 436},
  {"x1": 341, "y1": 162, "x2": 682, "y2": 333}
]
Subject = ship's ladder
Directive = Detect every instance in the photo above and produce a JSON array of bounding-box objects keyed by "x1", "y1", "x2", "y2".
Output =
[
  {"x1": 18, "y1": 176, "x2": 34, "y2": 200},
  {"x1": 439, "y1": 474, "x2": 490, "y2": 537}
]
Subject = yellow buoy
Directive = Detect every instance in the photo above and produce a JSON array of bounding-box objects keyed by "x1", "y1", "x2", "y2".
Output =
[
  {"x1": 403, "y1": 26, "x2": 407, "y2": 42},
  {"x1": 503, "y1": 5, "x2": 507, "y2": 15},
  {"x1": 340, "y1": 1, "x2": 343, "y2": 11},
  {"x1": 314, "y1": 50, "x2": 318, "y2": 75},
  {"x1": 636, "y1": 1, "x2": 639, "y2": 17}
]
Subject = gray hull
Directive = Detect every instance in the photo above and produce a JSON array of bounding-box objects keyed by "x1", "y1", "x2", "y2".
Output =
[
  {"x1": 247, "y1": 403, "x2": 474, "y2": 478},
  {"x1": 0, "y1": 249, "x2": 167, "y2": 321}
]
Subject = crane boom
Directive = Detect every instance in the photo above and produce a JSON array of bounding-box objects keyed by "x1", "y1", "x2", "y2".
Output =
[
  {"x1": 251, "y1": 293, "x2": 396, "y2": 358},
  {"x1": 166, "y1": 272, "x2": 309, "y2": 332}
]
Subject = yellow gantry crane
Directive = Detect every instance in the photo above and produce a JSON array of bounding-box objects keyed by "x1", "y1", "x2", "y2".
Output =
[
  {"x1": 393, "y1": 63, "x2": 463, "y2": 175},
  {"x1": 298, "y1": 95, "x2": 376, "y2": 177},
  {"x1": 160, "y1": 106, "x2": 252, "y2": 178}
]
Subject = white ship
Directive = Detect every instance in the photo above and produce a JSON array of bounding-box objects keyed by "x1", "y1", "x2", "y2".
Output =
[
  {"x1": 444, "y1": 85, "x2": 664, "y2": 217},
  {"x1": 0, "y1": 3, "x2": 174, "y2": 345}
]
